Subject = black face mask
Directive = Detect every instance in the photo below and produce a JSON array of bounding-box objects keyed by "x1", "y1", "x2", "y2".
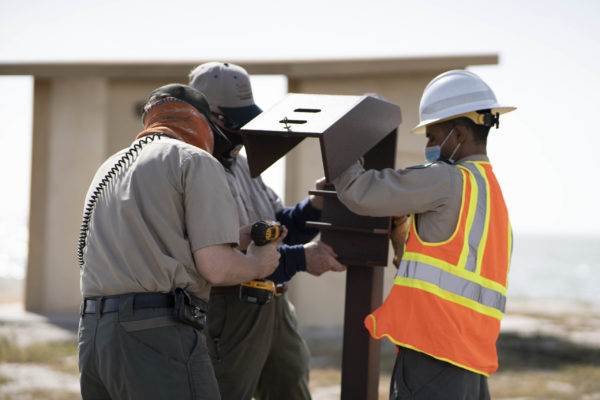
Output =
[{"x1": 213, "y1": 127, "x2": 244, "y2": 168}]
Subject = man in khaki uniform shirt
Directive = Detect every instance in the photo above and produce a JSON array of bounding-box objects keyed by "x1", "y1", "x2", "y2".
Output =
[
  {"x1": 78, "y1": 84, "x2": 283, "y2": 400},
  {"x1": 189, "y1": 62, "x2": 346, "y2": 400}
]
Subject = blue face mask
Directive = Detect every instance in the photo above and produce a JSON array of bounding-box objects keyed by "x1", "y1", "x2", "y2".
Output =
[
  {"x1": 424, "y1": 128, "x2": 461, "y2": 163},
  {"x1": 425, "y1": 145, "x2": 442, "y2": 163}
]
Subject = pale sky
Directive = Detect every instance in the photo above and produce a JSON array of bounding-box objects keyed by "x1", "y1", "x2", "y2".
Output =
[{"x1": 1, "y1": 0, "x2": 599, "y2": 245}]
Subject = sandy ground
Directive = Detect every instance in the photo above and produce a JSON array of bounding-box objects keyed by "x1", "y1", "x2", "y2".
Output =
[{"x1": 1, "y1": 277, "x2": 599, "y2": 399}]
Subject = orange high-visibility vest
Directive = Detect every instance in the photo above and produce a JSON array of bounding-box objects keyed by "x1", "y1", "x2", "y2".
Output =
[{"x1": 365, "y1": 161, "x2": 512, "y2": 376}]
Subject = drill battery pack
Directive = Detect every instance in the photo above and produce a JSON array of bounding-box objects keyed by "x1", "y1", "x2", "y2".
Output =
[{"x1": 239, "y1": 279, "x2": 275, "y2": 305}]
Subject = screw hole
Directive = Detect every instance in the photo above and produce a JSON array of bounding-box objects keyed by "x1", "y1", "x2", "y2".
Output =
[{"x1": 294, "y1": 108, "x2": 321, "y2": 113}]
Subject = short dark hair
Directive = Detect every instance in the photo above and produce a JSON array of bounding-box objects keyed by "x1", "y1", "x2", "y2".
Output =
[{"x1": 443, "y1": 110, "x2": 492, "y2": 144}]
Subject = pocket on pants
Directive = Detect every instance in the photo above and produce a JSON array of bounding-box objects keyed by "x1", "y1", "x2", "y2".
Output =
[
  {"x1": 186, "y1": 330, "x2": 221, "y2": 399},
  {"x1": 207, "y1": 294, "x2": 229, "y2": 363},
  {"x1": 122, "y1": 318, "x2": 199, "y2": 363},
  {"x1": 113, "y1": 323, "x2": 192, "y2": 400}
]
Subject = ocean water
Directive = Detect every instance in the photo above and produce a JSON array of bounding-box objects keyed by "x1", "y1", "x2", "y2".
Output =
[
  {"x1": 0, "y1": 226, "x2": 599, "y2": 305},
  {"x1": 507, "y1": 233, "x2": 600, "y2": 305}
]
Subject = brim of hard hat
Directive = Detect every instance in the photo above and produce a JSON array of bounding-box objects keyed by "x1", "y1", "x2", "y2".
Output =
[
  {"x1": 411, "y1": 106, "x2": 517, "y2": 134},
  {"x1": 220, "y1": 104, "x2": 263, "y2": 130}
]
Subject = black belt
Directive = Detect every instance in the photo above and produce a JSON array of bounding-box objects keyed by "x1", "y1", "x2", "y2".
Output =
[
  {"x1": 210, "y1": 285, "x2": 239, "y2": 295},
  {"x1": 210, "y1": 282, "x2": 288, "y2": 296},
  {"x1": 83, "y1": 293, "x2": 174, "y2": 314}
]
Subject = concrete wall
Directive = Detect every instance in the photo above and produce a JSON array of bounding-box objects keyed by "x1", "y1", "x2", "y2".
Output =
[
  {"x1": 26, "y1": 77, "x2": 109, "y2": 313},
  {"x1": 106, "y1": 79, "x2": 167, "y2": 152},
  {"x1": 26, "y1": 77, "x2": 169, "y2": 313}
]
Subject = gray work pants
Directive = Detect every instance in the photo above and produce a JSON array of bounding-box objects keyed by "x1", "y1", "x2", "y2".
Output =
[
  {"x1": 78, "y1": 294, "x2": 220, "y2": 400},
  {"x1": 206, "y1": 293, "x2": 311, "y2": 400},
  {"x1": 390, "y1": 346, "x2": 491, "y2": 400}
]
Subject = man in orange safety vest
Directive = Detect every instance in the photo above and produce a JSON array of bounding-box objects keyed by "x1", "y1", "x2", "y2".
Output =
[{"x1": 333, "y1": 69, "x2": 516, "y2": 400}]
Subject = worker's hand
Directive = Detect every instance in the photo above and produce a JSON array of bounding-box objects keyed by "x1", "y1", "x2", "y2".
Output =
[
  {"x1": 246, "y1": 226, "x2": 288, "y2": 278},
  {"x1": 390, "y1": 216, "x2": 409, "y2": 268},
  {"x1": 304, "y1": 240, "x2": 347, "y2": 276},
  {"x1": 237, "y1": 224, "x2": 252, "y2": 251},
  {"x1": 309, "y1": 177, "x2": 329, "y2": 211}
]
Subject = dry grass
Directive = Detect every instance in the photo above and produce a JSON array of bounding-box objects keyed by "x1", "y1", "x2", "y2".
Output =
[
  {"x1": 0, "y1": 336, "x2": 79, "y2": 400},
  {"x1": 0, "y1": 328, "x2": 599, "y2": 399},
  {"x1": 0, "y1": 373, "x2": 11, "y2": 384},
  {"x1": 0, "y1": 336, "x2": 78, "y2": 375},
  {"x1": 308, "y1": 366, "x2": 600, "y2": 400},
  {"x1": 309, "y1": 368, "x2": 392, "y2": 400},
  {"x1": 488, "y1": 332, "x2": 600, "y2": 399},
  {"x1": 0, "y1": 389, "x2": 81, "y2": 400},
  {"x1": 489, "y1": 365, "x2": 600, "y2": 399},
  {"x1": 305, "y1": 330, "x2": 600, "y2": 399}
]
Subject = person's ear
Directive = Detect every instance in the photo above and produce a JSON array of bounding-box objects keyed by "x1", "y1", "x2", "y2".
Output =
[{"x1": 454, "y1": 124, "x2": 470, "y2": 144}]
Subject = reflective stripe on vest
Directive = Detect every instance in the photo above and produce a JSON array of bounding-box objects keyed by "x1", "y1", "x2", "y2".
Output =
[{"x1": 365, "y1": 161, "x2": 512, "y2": 376}]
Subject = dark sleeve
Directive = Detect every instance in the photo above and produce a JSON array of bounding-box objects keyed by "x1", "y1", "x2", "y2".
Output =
[
  {"x1": 265, "y1": 244, "x2": 306, "y2": 283},
  {"x1": 276, "y1": 197, "x2": 322, "y2": 245}
]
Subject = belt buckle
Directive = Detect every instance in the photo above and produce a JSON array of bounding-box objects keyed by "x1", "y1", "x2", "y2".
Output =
[
  {"x1": 190, "y1": 304, "x2": 206, "y2": 327},
  {"x1": 191, "y1": 305, "x2": 202, "y2": 319}
]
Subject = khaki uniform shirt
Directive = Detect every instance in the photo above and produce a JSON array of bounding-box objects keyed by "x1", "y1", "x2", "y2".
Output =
[
  {"x1": 333, "y1": 155, "x2": 490, "y2": 243},
  {"x1": 81, "y1": 137, "x2": 239, "y2": 301},
  {"x1": 226, "y1": 154, "x2": 284, "y2": 226}
]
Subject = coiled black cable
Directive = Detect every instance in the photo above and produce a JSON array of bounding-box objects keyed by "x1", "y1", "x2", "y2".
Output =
[{"x1": 77, "y1": 134, "x2": 165, "y2": 268}]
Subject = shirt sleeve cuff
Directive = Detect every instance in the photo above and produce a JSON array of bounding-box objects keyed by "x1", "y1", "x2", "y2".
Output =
[
  {"x1": 266, "y1": 244, "x2": 306, "y2": 283},
  {"x1": 297, "y1": 196, "x2": 322, "y2": 222}
]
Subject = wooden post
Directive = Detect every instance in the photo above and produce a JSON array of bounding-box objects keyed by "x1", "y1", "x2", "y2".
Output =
[
  {"x1": 331, "y1": 131, "x2": 398, "y2": 400},
  {"x1": 341, "y1": 265, "x2": 385, "y2": 399}
]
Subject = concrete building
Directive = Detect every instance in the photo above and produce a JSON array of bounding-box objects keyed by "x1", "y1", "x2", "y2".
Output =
[{"x1": 0, "y1": 55, "x2": 498, "y2": 327}]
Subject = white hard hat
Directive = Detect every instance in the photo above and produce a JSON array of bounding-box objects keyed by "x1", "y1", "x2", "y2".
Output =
[{"x1": 412, "y1": 70, "x2": 516, "y2": 134}]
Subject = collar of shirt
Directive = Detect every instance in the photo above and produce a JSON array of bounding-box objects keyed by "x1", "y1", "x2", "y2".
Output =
[{"x1": 455, "y1": 154, "x2": 490, "y2": 164}]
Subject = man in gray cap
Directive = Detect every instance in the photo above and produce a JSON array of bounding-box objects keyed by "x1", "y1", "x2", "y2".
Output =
[
  {"x1": 78, "y1": 84, "x2": 284, "y2": 399},
  {"x1": 189, "y1": 62, "x2": 346, "y2": 400}
]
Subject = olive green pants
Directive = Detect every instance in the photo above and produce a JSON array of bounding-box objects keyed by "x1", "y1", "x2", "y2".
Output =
[
  {"x1": 206, "y1": 293, "x2": 311, "y2": 400},
  {"x1": 390, "y1": 346, "x2": 490, "y2": 400},
  {"x1": 78, "y1": 294, "x2": 220, "y2": 400}
]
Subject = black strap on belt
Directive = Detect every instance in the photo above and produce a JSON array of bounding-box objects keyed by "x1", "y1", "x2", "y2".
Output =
[{"x1": 83, "y1": 293, "x2": 174, "y2": 314}]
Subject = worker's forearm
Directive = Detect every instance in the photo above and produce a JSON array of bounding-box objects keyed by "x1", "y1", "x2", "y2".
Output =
[
  {"x1": 333, "y1": 164, "x2": 403, "y2": 216},
  {"x1": 193, "y1": 244, "x2": 263, "y2": 286},
  {"x1": 334, "y1": 162, "x2": 453, "y2": 217}
]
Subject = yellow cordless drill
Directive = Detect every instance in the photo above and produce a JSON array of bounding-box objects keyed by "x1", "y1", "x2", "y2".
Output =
[{"x1": 239, "y1": 220, "x2": 281, "y2": 305}]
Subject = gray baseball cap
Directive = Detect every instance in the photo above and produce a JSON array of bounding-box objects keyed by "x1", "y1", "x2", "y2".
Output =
[{"x1": 189, "y1": 62, "x2": 262, "y2": 129}]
